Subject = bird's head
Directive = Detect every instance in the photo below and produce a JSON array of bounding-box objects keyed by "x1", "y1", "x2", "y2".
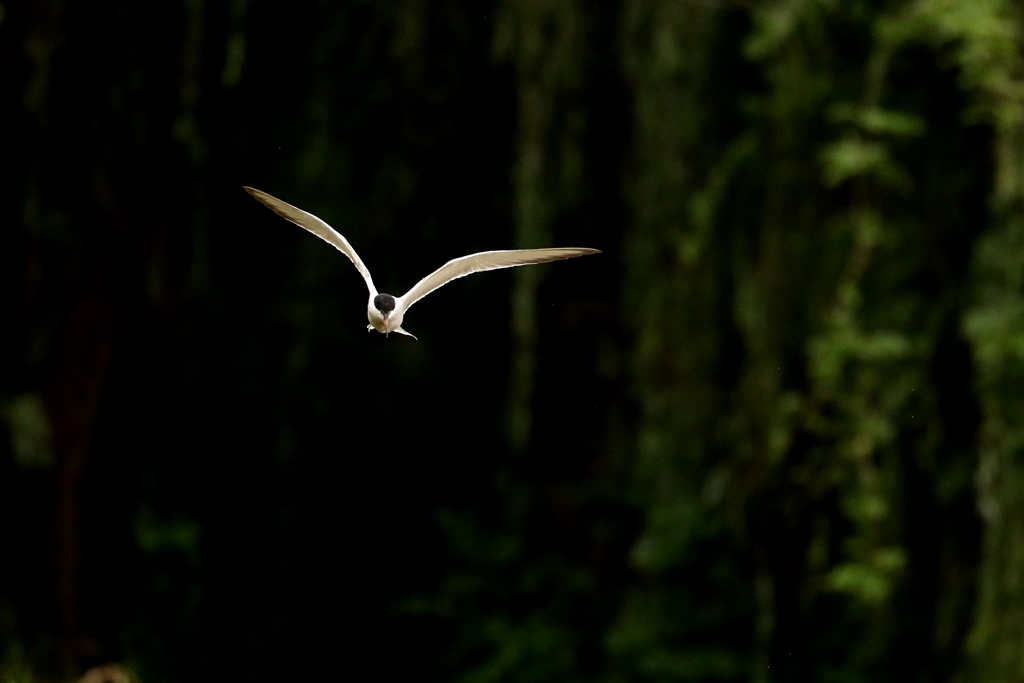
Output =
[{"x1": 374, "y1": 293, "x2": 396, "y2": 323}]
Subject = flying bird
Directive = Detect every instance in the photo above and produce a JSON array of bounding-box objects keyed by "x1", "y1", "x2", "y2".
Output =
[{"x1": 244, "y1": 187, "x2": 600, "y2": 340}]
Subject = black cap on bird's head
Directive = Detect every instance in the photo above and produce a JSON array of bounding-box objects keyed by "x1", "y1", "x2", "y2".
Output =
[{"x1": 374, "y1": 293, "x2": 396, "y2": 315}]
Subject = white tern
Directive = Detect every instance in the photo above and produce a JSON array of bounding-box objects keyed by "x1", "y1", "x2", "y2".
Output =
[{"x1": 244, "y1": 187, "x2": 600, "y2": 340}]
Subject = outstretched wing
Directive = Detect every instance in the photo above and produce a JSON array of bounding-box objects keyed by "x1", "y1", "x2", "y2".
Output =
[
  {"x1": 396, "y1": 248, "x2": 600, "y2": 314},
  {"x1": 244, "y1": 186, "x2": 377, "y2": 296}
]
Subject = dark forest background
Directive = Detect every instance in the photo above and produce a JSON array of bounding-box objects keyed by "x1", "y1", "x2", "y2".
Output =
[{"x1": 3, "y1": 0, "x2": 1024, "y2": 681}]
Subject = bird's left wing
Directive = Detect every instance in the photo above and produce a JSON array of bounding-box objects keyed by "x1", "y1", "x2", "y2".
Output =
[
  {"x1": 244, "y1": 187, "x2": 378, "y2": 296},
  {"x1": 396, "y1": 247, "x2": 600, "y2": 315}
]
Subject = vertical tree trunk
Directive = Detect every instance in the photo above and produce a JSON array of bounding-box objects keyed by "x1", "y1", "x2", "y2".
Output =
[
  {"x1": 964, "y1": 101, "x2": 1024, "y2": 683},
  {"x1": 495, "y1": 0, "x2": 583, "y2": 454},
  {"x1": 612, "y1": 0, "x2": 744, "y2": 676},
  {"x1": 48, "y1": 296, "x2": 116, "y2": 675},
  {"x1": 965, "y1": 133, "x2": 1024, "y2": 682},
  {"x1": 942, "y1": 1, "x2": 1024, "y2": 678}
]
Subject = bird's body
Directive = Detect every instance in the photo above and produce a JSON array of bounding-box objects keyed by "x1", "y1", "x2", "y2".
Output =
[
  {"x1": 367, "y1": 293, "x2": 409, "y2": 336},
  {"x1": 243, "y1": 186, "x2": 600, "y2": 339}
]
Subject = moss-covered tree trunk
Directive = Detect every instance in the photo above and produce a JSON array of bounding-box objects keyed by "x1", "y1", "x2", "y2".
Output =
[
  {"x1": 497, "y1": 0, "x2": 585, "y2": 454},
  {"x1": 956, "y1": 0, "x2": 1024, "y2": 677}
]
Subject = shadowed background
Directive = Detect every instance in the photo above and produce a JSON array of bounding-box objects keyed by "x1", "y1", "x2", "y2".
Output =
[{"x1": 2, "y1": 1, "x2": 1023, "y2": 682}]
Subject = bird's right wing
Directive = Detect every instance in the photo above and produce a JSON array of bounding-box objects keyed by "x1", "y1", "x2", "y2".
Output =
[
  {"x1": 244, "y1": 186, "x2": 377, "y2": 296},
  {"x1": 396, "y1": 247, "x2": 600, "y2": 314}
]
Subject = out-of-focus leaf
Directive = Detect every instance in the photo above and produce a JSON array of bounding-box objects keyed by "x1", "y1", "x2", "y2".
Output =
[
  {"x1": 820, "y1": 136, "x2": 912, "y2": 189},
  {"x1": 829, "y1": 103, "x2": 927, "y2": 137},
  {"x1": 0, "y1": 393, "x2": 53, "y2": 471}
]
